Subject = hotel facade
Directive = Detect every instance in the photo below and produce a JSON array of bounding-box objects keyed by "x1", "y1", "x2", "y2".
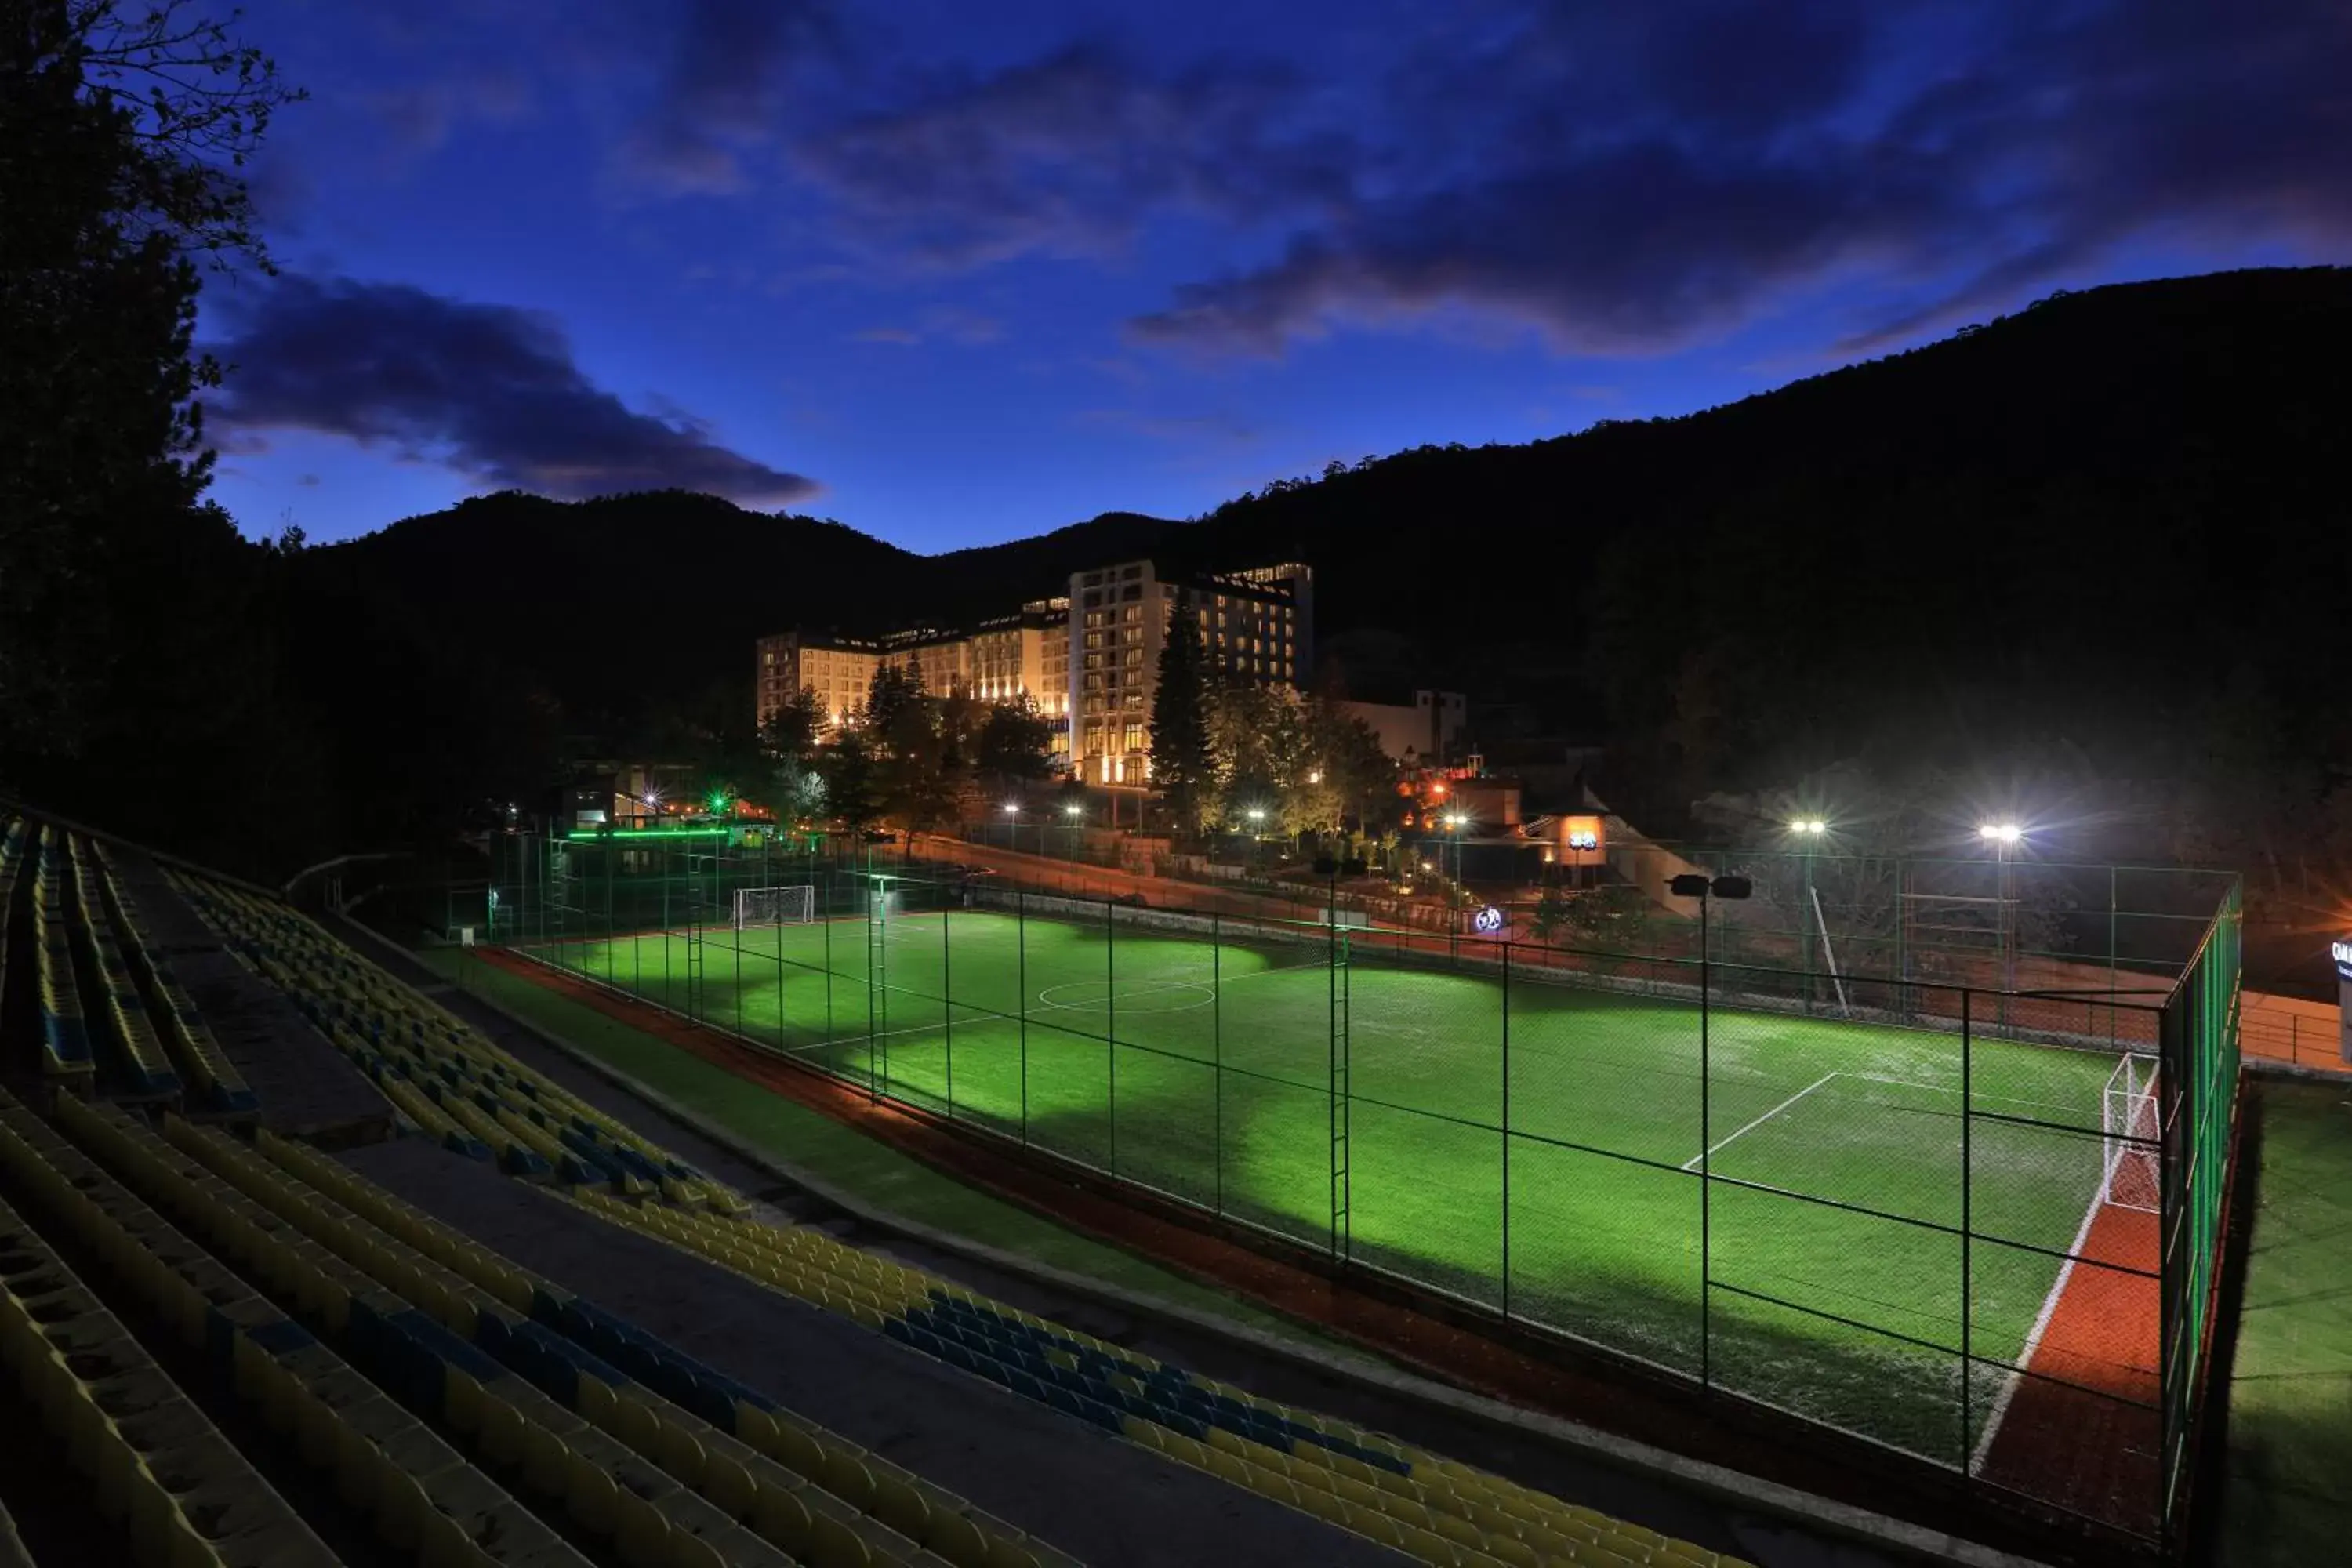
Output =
[{"x1": 756, "y1": 559, "x2": 1312, "y2": 784}]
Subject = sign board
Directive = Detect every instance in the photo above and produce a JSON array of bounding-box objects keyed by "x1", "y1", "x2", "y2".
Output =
[
  {"x1": 1559, "y1": 815, "x2": 1605, "y2": 858},
  {"x1": 1473, "y1": 906, "x2": 1505, "y2": 935}
]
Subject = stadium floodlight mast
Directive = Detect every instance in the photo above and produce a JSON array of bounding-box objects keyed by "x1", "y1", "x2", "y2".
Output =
[
  {"x1": 1788, "y1": 818, "x2": 1828, "y2": 1007},
  {"x1": 1979, "y1": 822, "x2": 2027, "y2": 1003}
]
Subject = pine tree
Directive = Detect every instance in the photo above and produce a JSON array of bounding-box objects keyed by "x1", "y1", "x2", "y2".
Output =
[{"x1": 1148, "y1": 597, "x2": 1213, "y2": 833}]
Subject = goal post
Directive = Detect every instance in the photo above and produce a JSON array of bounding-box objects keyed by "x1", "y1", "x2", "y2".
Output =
[
  {"x1": 732, "y1": 884, "x2": 816, "y2": 931},
  {"x1": 2100, "y1": 1052, "x2": 2161, "y2": 1212}
]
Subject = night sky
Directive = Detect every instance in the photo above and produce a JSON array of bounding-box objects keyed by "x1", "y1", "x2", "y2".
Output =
[{"x1": 203, "y1": 0, "x2": 2351, "y2": 551}]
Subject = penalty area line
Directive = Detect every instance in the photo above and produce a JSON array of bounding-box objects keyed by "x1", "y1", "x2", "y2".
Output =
[{"x1": 1681, "y1": 1072, "x2": 1840, "y2": 1173}]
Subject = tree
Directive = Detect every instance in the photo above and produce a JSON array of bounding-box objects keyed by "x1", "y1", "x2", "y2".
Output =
[
  {"x1": 1, "y1": 0, "x2": 304, "y2": 838},
  {"x1": 1530, "y1": 884, "x2": 1573, "y2": 945},
  {"x1": 738, "y1": 686, "x2": 827, "y2": 821},
  {"x1": 1200, "y1": 684, "x2": 1317, "y2": 832},
  {"x1": 759, "y1": 686, "x2": 826, "y2": 768},
  {"x1": 818, "y1": 731, "x2": 880, "y2": 832},
  {"x1": 1306, "y1": 699, "x2": 1397, "y2": 833},
  {"x1": 1147, "y1": 600, "x2": 1214, "y2": 833},
  {"x1": 975, "y1": 695, "x2": 1054, "y2": 786},
  {"x1": 862, "y1": 661, "x2": 925, "y2": 747}
]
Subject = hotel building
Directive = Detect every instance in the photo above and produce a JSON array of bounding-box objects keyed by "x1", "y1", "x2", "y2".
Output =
[{"x1": 755, "y1": 559, "x2": 1312, "y2": 783}]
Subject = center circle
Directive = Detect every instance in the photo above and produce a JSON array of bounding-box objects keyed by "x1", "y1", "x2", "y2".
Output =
[{"x1": 1035, "y1": 979, "x2": 1218, "y2": 1016}]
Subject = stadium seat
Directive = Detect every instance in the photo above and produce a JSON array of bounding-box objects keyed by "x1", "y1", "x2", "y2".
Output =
[{"x1": 0, "y1": 1181, "x2": 336, "y2": 1565}]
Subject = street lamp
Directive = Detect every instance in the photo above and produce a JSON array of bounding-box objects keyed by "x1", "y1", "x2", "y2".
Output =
[
  {"x1": 1002, "y1": 801, "x2": 1021, "y2": 817},
  {"x1": 1441, "y1": 811, "x2": 1470, "y2": 955}
]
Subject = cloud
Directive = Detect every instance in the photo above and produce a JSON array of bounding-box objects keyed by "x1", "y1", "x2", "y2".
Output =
[
  {"x1": 1134, "y1": 141, "x2": 1944, "y2": 354},
  {"x1": 622, "y1": 0, "x2": 840, "y2": 194},
  {"x1": 205, "y1": 276, "x2": 820, "y2": 506},
  {"x1": 791, "y1": 42, "x2": 1356, "y2": 266},
  {"x1": 1127, "y1": 0, "x2": 2352, "y2": 355}
]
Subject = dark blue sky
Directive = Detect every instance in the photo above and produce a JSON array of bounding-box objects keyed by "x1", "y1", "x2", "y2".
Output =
[{"x1": 201, "y1": 0, "x2": 2351, "y2": 551}]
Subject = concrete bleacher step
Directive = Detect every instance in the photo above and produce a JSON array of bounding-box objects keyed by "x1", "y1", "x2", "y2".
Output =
[
  {"x1": 85, "y1": 840, "x2": 261, "y2": 1119},
  {"x1": 167, "y1": 1112, "x2": 1068, "y2": 1568},
  {"x1": 112, "y1": 857, "x2": 392, "y2": 1145},
  {"x1": 347, "y1": 1137, "x2": 1405, "y2": 1568}
]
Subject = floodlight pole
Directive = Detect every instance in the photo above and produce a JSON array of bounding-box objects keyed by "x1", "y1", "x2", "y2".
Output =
[
  {"x1": 1800, "y1": 845, "x2": 1818, "y2": 1011},
  {"x1": 1671, "y1": 869, "x2": 1750, "y2": 1392},
  {"x1": 1697, "y1": 880, "x2": 1713, "y2": 1385}
]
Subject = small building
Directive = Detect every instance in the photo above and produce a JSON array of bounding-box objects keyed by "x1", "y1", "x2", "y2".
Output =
[{"x1": 1337, "y1": 691, "x2": 1468, "y2": 767}]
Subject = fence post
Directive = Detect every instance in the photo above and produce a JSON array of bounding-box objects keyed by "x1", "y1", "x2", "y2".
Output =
[
  {"x1": 1213, "y1": 912, "x2": 1222, "y2": 1218},
  {"x1": 1501, "y1": 941, "x2": 1512, "y2": 1321},
  {"x1": 1106, "y1": 895, "x2": 1116, "y2": 1177},
  {"x1": 1961, "y1": 985, "x2": 1973, "y2": 1475},
  {"x1": 942, "y1": 893, "x2": 954, "y2": 1117},
  {"x1": 1699, "y1": 895, "x2": 1712, "y2": 1389},
  {"x1": 1018, "y1": 891, "x2": 1029, "y2": 1146}
]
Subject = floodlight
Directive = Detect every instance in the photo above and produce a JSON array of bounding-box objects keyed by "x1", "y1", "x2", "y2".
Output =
[
  {"x1": 1002, "y1": 802, "x2": 1021, "y2": 817},
  {"x1": 1246, "y1": 806, "x2": 1268, "y2": 823},
  {"x1": 1980, "y1": 822, "x2": 2023, "y2": 844},
  {"x1": 1062, "y1": 804, "x2": 1083, "y2": 819},
  {"x1": 1804, "y1": 819, "x2": 1826, "y2": 835},
  {"x1": 1444, "y1": 813, "x2": 1466, "y2": 830}
]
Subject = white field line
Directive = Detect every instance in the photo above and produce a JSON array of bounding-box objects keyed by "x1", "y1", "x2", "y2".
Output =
[
  {"x1": 1029, "y1": 963, "x2": 1301, "y2": 1014},
  {"x1": 796, "y1": 1020, "x2": 960, "y2": 1052},
  {"x1": 1681, "y1": 1073, "x2": 1842, "y2": 1172},
  {"x1": 1840, "y1": 1071, "x2": 2093, "y2": 1122},
  {"x1": 1969, "y1": 1170, "x2": 2110, "y2": 1474}
]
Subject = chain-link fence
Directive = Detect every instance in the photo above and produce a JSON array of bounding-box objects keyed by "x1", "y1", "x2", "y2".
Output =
[{"x1": 470, "y1": 828, "x2": 2238, "y2": 1547}]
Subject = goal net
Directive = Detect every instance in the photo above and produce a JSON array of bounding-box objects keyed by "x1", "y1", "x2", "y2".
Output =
[
  {"x1": 2100, "y1": 1053, "x2": 2161, "y2": 1213},
  {"x1": 732, "y1": 884, "x2": 815, "y2": 931}
]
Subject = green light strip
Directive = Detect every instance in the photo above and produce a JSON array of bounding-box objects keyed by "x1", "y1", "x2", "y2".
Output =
[{"x1": 557, "y1": 826, "x2": 734, "y2": 840}]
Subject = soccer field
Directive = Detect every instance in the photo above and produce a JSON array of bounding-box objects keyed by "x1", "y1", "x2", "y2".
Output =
[{"x1": 527, "y1": 904, "x2": 2141, "y2": 1467}]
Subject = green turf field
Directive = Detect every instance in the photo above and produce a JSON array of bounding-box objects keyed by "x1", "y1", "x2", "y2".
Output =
[{"x1": 525, "y1": 904, "x2": 2139, "y2": 1467}]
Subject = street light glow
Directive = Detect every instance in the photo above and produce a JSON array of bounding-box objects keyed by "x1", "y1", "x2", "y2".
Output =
[
  {"x1": 1002, "y1": 802, "x2": 1021, "y2": 817},
  {"x1": 1246, "y1": 806, "x2": 1268, "y2": 823},
  {"x1": 1791, "y1": 818, "x2": 1826, "y2": 836},
  {"x1": 1980, "y1": 822, "x2": 2023, "y2": 844},
  {"x1": 1444, "y1": 812, "x2": 1466, "y2": 830},
  {"x1": 1062, "y1": 803, "x2": 1083, "y2": 819}
]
